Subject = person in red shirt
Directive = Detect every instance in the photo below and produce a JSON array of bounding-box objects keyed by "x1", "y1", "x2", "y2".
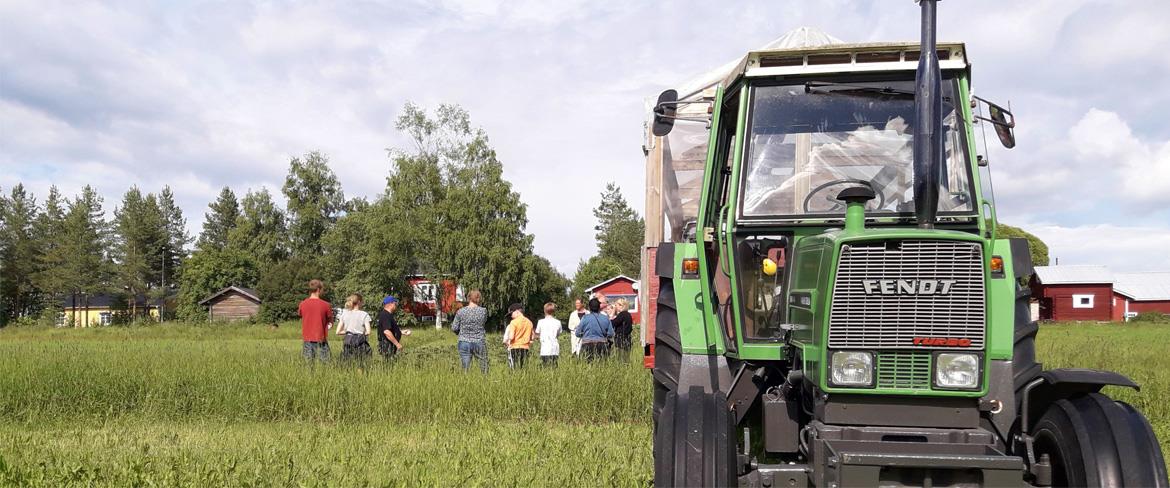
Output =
[{"x1": 299, "y1": 279, "x2": 334, "y2": 363}]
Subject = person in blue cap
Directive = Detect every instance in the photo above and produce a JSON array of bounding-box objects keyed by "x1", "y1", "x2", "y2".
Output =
[{"x1": 376, "y1": 296, "x2": 406, "y2": 360}]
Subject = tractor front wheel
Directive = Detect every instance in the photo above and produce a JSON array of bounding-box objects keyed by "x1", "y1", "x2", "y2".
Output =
[
  {"x1": 1031, "y1": 392, "x2": 1167, "y2": 487},
  {"x1": 654, "y1": 386, "x2": 737, "y2": 487}
]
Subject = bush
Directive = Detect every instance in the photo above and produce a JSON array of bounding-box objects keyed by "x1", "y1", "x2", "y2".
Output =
[
  {"x1": 256, "y1": 257, "x2": 329, "y2": 323},
  {"x1": 1129, "y1": 312, "x2": 1170, "y2": 324}
]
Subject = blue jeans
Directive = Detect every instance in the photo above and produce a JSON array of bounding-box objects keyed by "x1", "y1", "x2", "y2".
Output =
[
  {"x1": 302, "y1": 341, "x2": 331, "y2": 363},
  {"x1": 458, "y1": 340, "x2": 488, "y2": 373}
]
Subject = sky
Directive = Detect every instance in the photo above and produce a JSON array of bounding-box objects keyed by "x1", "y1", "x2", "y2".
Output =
[{"x1": 2, "y1": 0, "x2": 1169, "y2": 275}]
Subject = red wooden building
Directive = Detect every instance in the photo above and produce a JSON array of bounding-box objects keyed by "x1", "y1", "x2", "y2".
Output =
[
  {"x1": 1032, "y1": 265, "x2": 1113, "y2": 321},
  {"x1": 1032, "y1": 266, "x2": 1170, "y2": 322},
  {"x1": 586, "y1": 275, "x2": 641, "y2": 324},
  {"x1": 1112, "y1": 272, "x2": 1170, "y2": 321},
  {"x1": 404, "y1": 275, "x2": 462, "y2": 321}
]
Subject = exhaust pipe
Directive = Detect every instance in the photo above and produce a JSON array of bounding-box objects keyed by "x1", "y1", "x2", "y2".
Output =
[{"x1": 913, "y1": 0, "x2": 942, "y2": 229}]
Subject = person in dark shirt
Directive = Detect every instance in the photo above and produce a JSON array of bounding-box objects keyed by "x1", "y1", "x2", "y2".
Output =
[
  {"x1": 376, "y1": 296, "x2": 405, "y2": 360},
  {"x1": 612, "y1": 298, "x2": 634, "y2": 363},
  {"x1": 298, "y1": 279, "x2": 333, "y2": 364}
]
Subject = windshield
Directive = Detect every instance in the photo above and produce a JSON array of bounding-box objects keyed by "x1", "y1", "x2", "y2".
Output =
[{"x1": 740, "y1": 78, "x2": 975, "y2": 218}]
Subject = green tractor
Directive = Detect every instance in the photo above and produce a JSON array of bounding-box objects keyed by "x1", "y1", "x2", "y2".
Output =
[{"x1": 643, "y1": 2, "x2": 1167, "y2": 486}]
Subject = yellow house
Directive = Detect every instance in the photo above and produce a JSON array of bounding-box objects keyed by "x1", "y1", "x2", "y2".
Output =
[{"x1": 61, "y1": 294, "x2": 161, "y2": 327}]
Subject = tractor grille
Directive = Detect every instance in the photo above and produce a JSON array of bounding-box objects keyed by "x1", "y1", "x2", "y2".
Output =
[
  {"x1": 828, "y1": 240, "x2": 985, "y2": 349},
  {"x1": 876, "y1": 351, "x2": 932, "y2": 390}
]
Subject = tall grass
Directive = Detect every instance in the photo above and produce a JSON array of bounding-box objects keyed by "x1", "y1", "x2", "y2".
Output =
[
  {"x1": 1034, "y1": 321, "x2": 1170, "y2": 449},
  {"x1": 0, "y1": 320, "x2": 1167, "y2": 486},
  {"x1": 0, "y1": 324, "x2": 649, "y2": 425}
]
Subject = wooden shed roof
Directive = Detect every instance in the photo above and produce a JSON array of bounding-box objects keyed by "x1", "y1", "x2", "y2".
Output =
[{"x1": 199, "y1": 286, "x2": 260, "y2": 306}]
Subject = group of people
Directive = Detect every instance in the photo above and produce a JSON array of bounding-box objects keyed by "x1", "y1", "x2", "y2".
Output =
[
  {"x1": 564, "y1": 294, "x2": 635, "y2": 361},
  {"x1": 297, "y1": 279, "x2": 408, "y2": 365},
  {"x1": 452, "y1": 292, "x2": 635, "y2": 371},
  {"x1": 297, "y1": 279, "x2": 636, "y2": 372}
]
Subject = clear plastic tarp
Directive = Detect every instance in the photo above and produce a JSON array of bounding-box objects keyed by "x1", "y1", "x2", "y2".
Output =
[{"x1": 650, "y1": 27, "x2": 846, "y2": 240}]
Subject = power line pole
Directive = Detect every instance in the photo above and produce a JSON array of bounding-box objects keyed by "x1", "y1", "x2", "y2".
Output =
[{"x1": 160, "y1": 249, "x2": 166, "y2": 323}]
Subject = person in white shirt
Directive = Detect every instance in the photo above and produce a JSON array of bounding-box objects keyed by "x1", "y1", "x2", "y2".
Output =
[
  {"x1": 566, "y1": 298, "x2": 586, "y2": 356},
  {"x1": 335, "y1": 293, "x2": 372, "y2": 365},
  {"x1": 534, "y1": 302, "x2": 562, "y2": 367}
]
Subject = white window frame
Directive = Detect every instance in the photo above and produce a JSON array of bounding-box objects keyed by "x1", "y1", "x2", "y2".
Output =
[
  {"x1": 610, "y1": 294, "x2": 639, "y2": 313},
  {"x1": 413, "y1": 282, "x2": 437, "y2": 304},
  {"x1": 99, "y1": 311, "x2": 113, "y2": 326},
  {"x1": 1071, "y1": 294, "x2": 1094, "y2": 309}
]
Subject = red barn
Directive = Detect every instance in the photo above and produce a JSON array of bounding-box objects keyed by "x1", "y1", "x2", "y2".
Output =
[
  {"x1": 1032, "y1": 265, "x2": 1114, "y2": 321},
  {"x1": 586, "y1": 275, "x2": 641, "y2": 324},
  {"x1": 1112, "y1": 272, "x2": 1170, "y2": 321},
  {"x1": 1032, "y1": 266, "x2": 1170, "y2": 322}
]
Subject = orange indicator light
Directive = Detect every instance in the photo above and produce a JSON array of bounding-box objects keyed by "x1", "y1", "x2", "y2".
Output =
[{"x1": 990, "y1": 256, "x2": 1004, "y2": 274}]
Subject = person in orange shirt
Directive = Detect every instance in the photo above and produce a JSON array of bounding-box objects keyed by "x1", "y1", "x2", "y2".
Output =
[{"x1": 502, "y1": 303, "x2": 533, "y2": 369}]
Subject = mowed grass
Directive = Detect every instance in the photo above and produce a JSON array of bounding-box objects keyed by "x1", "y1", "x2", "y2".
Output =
[{"x1": 0, "y1": 320, "x2": 1167, "y2": 486}]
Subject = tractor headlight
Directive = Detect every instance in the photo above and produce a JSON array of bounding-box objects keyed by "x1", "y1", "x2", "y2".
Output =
[
  {"x1": 830, "y1": 351, "x2": 873, "y2": 387},
  {"x1": 934, "y1": 353, "x2": 980, "y2": 389}
]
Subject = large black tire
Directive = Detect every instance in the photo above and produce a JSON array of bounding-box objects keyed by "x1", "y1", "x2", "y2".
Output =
[
  {"x1": 1031, "y1": 392, "x2": 1168, "y2": 487},
  {"x1": 1010, "y1": 238, "x2": 1042, "y2": 390},
  {"x1": 654, "y1": 386, "x2": 737, "y2": 487},
  {"x1": 652, "y1": 277, "x2": 682, "y2": 427}
]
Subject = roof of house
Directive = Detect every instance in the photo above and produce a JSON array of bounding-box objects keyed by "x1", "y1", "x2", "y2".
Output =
[
  {"x1": 61, "y1": 293, "x2": 161, "y2": 309},
  {"x1": 1113, "y1": 272, "x2": 1170, "y2": 301},
  {"x1": 585, "y1": 275, "x2": 639, "y2": 293},
  {"x1": 1034, "y1": 266, "x2": 1170, "y2": 301},
  {"x1": 199, "y1": 286, "x2": 261, "y2": 306},
  {"x1": 1033, "y1": 265, "x2": 1113, "y2": 285}
]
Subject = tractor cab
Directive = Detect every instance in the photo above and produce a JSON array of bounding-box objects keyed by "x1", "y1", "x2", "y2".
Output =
[{"x1": 653, "y1": 41, "x2": 1008, "y2": 361}]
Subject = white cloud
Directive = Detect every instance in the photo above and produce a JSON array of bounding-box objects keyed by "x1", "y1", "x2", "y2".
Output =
[
  {"x1": 3, "y1": 0, "x2": 1169, "y2": 276},
  {"x1": 1026, "y1": 222, "x2": 1170, "y2": 272},
  {"x1": 1068, "y1": 109, "x2": 1170, "y2": 207}
]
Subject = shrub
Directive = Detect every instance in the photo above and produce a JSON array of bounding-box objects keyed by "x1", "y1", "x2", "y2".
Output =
[{"x1": 1129, "y1": 312, "x2": 1170, "y2": 324}]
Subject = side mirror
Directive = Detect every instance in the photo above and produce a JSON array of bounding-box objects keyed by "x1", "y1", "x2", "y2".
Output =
[
  {"x1": 652, "y1": 89, "x2": 678, "y2": 137},
  {"x1": 973, "y1": 96, "x2": 1016, "y2": 149}
]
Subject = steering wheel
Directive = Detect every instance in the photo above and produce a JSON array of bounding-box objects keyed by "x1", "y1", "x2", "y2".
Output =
[{"x1": 801, "y1": 179, "x2": 886, "y2": 213}]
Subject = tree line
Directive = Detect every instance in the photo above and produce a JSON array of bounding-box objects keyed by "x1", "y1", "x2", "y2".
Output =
[
  {"x1": 0, "y1": 103, "x2": 647, "y2": 328},
  {"x1": 0, "y1": 184, "x2": 188, "y2": 324}
]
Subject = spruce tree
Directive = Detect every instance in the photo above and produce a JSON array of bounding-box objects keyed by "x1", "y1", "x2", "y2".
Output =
[
  {"x1": 196, "y1": 187, "x2": 239, "y2": 252},
  {"x1": 0, "y1": 185, "x2": 43, "y2": 323},
  {"x1": 63, "y1": 186, "x2": 112, "y2": 325},
  {"x1": 591, "y1": 182, "x2": 644, "y2": 277},
  {"x1": 34, "y1": 186, "x2": 69, "y2": 315},
  {"x1": 157, "y1": 186, "x2": 190, "y2": 311}
]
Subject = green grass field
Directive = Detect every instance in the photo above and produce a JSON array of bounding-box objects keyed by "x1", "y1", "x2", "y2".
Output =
[{"x1": 0, "y1": 321, "x2": 1166, "y2": 486}]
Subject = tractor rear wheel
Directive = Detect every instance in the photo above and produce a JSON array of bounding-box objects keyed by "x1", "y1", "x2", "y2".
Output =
[
  {"x1": 1031, "y1": 392, "x2": 1168, "y2": 487},
  {"x1": 654, "y1": 386, "x2": 737, "y2": 487}
]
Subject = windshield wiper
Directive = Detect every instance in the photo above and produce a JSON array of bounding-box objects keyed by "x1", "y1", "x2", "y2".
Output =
[{"x1": 805, "y1": 81, "x2": 953, "y2": 104}]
